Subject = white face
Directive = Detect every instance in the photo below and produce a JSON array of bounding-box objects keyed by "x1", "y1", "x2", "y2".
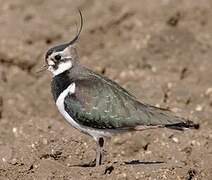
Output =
[{"x1": 46, "y1": 47, "x2": 73, "y2": 76}]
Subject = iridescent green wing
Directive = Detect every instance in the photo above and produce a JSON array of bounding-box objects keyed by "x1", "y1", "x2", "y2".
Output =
[{"x1": 64, "y1": 72, "x2": 183, "y2": 129}]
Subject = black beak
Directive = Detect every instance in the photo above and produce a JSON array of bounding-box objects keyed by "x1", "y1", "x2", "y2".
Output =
[{"x1": 36, "y1": 64, "x2": 48, "y2": 73}]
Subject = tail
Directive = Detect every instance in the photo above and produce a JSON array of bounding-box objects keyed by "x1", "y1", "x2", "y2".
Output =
[
  {"x1": 134, "y1": 104, "x2": 200, "y2": 131},
  {"x1": 164, "y1": 120, "x2": 200, "y2": 131}
]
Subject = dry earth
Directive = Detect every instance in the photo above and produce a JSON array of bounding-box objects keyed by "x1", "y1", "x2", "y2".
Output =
[{"x1": 0, "y1": 0, "x2": 212, "y2": 179}]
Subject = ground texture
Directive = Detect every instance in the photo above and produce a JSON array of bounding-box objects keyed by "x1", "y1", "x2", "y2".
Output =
[{"x1": 0, "y1": 0, "x2": 212, "y2": 179}]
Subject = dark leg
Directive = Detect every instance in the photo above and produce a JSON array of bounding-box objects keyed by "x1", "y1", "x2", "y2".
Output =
[{"x1": 96, "y1": 137, "x2": 104, "y2": 166}]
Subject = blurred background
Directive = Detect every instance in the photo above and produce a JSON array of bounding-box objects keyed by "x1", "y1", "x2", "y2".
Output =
[{"x1": 0, "y1": 0, "x2": 212, "y2": 179}]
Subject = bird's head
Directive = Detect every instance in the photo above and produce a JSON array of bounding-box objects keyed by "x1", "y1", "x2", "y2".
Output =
[{"x1": 43, "y1": 10, "x2": 83, "y2": 76}]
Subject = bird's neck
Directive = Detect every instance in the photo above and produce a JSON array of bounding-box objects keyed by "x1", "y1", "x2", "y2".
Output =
[
  {"x1": 51, "y1": 70, "x2": 73, "y2": 102},
  {"x1": 51, "y1": 65, "x2": 87, "y2": 102}
]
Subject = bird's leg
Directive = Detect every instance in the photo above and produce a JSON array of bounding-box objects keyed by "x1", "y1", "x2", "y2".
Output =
[{"x1": 95, "y1": 137, "x2": 104, "y2": 166}]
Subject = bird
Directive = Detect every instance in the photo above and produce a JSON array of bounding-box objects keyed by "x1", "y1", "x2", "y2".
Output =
[{"x1": 41, "y1": 10, "x2": 199, "y2": 166}]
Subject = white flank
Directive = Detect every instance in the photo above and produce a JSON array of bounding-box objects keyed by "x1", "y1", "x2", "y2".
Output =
[{"x1": 56, "y1": 83, "x2": 112, "y2": 141}]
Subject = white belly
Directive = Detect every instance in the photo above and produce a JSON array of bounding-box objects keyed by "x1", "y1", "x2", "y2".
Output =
[{"x1": 55, "y1": 83, "x2": 112, "y2": 141}]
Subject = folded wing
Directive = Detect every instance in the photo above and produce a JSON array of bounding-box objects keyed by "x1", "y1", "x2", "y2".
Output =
[{"x1": 64, "y1": 72, "x2": 198, "y2": 130}]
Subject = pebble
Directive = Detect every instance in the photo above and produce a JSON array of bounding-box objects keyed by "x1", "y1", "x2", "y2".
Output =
[
  {"x1": 195, "y1": 105, "x2": 203, "y2": 112},
  {"x1": 205, "y1": 87, "x2": 212, "y2": 96},
  {"x1": 12, "y1": 127, "x2": 18, "y2": 137},
  {"x1": 162, "y1": 174, "x2": 167, "y2": 179},
  {"x1": 145, "y1": 150, "x2": 152, "y2": 154},
  {"x1": 177, "y1": 176, "x2": 181, "y2": 180},
  {"x1": 12, "y1": 127, "x2": 17, "y2": 133},
  {"x1": 121, "y1": 150, "x2": 125, "y2": 155},
  {"x1": 161, "y1": 142, "x2": 165, "y2": 146},
  {"x1": 172, "y1": 137, "x2": 179, "y2": 143},
  {"x1": 191, "y1": 140, "x2": 200, "y2": 146},
  {"x1": 155, "y1": 104, "x2": 161, "y2": 108},
  {"x1": 42, "y1": 138, "x2": 48, "y2": 145},
  {"x1": 135, "y1": 172, "x2": 141, "y2": 179},
  {"x1": 66, "y1": 163, "x2": 71, "y2": 167},
  {"x1": 0, "y1": 145, "x2": 12, "y2": 163},
  {"x1": 10, "y1": 158, "x2": 18, "y2": 165},
  {"x1": 151, "y1": 66, "x2": 157, "y2": 73},
  {"x1": 62, "y1": 137, "x2": 68, "y2": 143},
  {"x1": 167, "y1": 82, "x2": 173, "y2": 89},
  {"x1": 31, "y1": 144, "x2": 35, "y2": 149}
]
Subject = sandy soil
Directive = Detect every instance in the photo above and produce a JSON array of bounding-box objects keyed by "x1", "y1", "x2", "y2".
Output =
[{"x1": 0, "y1": 0, "x2": 212, "y2": 179}]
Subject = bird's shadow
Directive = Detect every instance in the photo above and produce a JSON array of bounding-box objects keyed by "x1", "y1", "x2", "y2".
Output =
[
  {"x1": 122, "y1": 159, "x2": 165, "y2": 165},
  {"x1": 70, "y1": 159, "x2": 165, "y2": 167}
]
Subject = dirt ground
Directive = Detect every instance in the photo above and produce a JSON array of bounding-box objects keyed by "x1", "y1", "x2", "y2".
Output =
[{"x1": 0, "y1": 0, "x2": 212, "y2": 179}]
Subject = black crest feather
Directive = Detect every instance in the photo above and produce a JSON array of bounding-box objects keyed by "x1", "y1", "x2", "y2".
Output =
[{"x1": 45, "y1": 9, "x2": 83, "y2": 60}]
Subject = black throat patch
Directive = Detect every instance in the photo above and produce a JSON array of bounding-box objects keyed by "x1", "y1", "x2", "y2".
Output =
[{"x1": 51, "y1": 70, "x2": 73, "y2": 102}]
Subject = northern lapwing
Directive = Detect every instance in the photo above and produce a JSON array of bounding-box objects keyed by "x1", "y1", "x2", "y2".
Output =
[{"x1": 41, "y1": 10, "x2": 199, "y2": 166}]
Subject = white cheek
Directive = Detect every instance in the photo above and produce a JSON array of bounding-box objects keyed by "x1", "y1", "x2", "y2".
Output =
[
  {"x1": 58, "y1": 61, "x2": 72, "y2": 71},
  {"x1": 50, "y1": 61, "x2": 72, "y2": 76},
  {"x1": 48, "y1": 60, "x2": 55, "y2": 66}
]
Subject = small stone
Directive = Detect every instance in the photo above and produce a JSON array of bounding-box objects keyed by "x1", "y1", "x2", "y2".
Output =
[
  {"x1": 135, "y1": 172, "x2": 141, "y2": 179},
  {"x1": 67, "y1": 163, "x2": 71, "y2": 167},
  {"x1": 152, "y1": 66, "x2": 157, "y2": 73},
  {"x1": 31, "y1": 144, "x2": 35, "y2": 149},
  {"x1": 0, "y1": 145, "x2": 12, "y2": 163},
  {"x1": 155, "y1": 104, "x2": 160, "y2": 108},
  {"x1": 191, "y1": 140, "x2": 196, "y2": 146},
  {"x1": 145, "y1": 150, "x2": 152, "y2": 154},
  {"x1": 121, "y1": 150, "x2": 125, "y2": 155},
  {"x1": 12, "y1": 127, "x2": 17, "y2": 133},
  {"x1": 62, "y1": 137, "x2": 67, "y2": 142},
  {"x1": 167, "y1": 82, "x2": 173, "y2": 89},
  {"x1": 42, "y1": 138, "x2": 48, "y2": 145},
  {"x1": 205, "y1": 87, "x2": 212, "y2": 96},
  {"x1": 196, "y1": 141, "x2": 201, "y2": 146},
  {"x1": 10, "y1": 158, "x2": 18, "y2": 165},
  {"x1": 12, "y1": 127, "x2": 18, "y2": 137},
  {"x1": 172, "y1": 137, "x2": 179, "y2": 143},
  {"x1": 177, "y1": 176, "x2": 181, "y2": 180},
  {"x1": 162, "y1": 174, "x2": 167, "y2": 179},
  {"x1": 195, "y1": 105, "x2": 203, "y2": 112},
  {"x1": 161, "y1": 142, "x2": 166, "y2": 146}
]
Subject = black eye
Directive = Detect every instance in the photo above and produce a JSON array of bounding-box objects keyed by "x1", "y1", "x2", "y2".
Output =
[{"x1": 54, "y1": 54, "x2": 61, "y2": 61}]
